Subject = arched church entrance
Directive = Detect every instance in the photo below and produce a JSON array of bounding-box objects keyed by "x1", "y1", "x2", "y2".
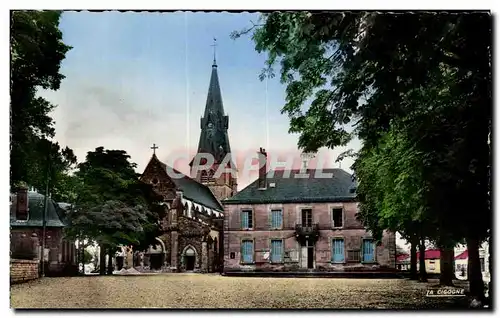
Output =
[
  {"x1": 184, "y1": 247, "x2": 196, "y2": 271},
  {"x1": 147, "y1": 238, "x2": 166, "y2": 270}
]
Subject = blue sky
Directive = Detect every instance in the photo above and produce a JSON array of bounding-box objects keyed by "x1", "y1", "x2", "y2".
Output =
[{"x1": 42, "y1": 11, "x2": 361, "y2": 189}]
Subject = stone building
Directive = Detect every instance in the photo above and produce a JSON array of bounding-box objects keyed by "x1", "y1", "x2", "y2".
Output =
[
  {"x1": 222, "y1": 148, "x2": 396, "y2": 273},
  {"x1": 10, "y1": 187, "x2": 77, "y2": 276},
  {"x1": 137, "y1": 56, "x2": 235, "y2": 272}
]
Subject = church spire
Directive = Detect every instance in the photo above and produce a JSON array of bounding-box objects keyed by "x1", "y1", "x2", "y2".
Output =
[
  {"x1": 191, "y1": 47, "x2": 233, "y2": 166},
  {"x1": 211, "y1": 37, "x2": 217, "y2": 67},
  {"x1": 190, "y1": 46, "x2": 238, "y2": 200}
]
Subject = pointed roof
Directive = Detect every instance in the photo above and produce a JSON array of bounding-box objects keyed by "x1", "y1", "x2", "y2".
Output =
[
  {"x1": 147, "y1": 154, "x2": 223, "y2": 211},
  {"x1": 204, "y1": 64, "x2": 224, "y2": 117},
  {"x1": 192, "y1": 62, "x2": 234, "y2": 166}
]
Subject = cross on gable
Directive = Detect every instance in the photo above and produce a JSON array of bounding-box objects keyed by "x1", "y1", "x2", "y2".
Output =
[{"x1": 151, "y1": 143, "x2": 159, "y2": 154}]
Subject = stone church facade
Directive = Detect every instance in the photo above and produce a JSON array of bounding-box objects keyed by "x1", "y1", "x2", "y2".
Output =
[{"x1": 134, "y1": 56, "x2": 236, "y2": 273}]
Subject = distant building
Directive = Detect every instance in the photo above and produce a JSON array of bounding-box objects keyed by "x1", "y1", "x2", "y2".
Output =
[
  {"x1": 222, "y1": 148, "x2": 396, "y2": 273},
  {"x1": 396, "y1": 253, "x2": 410, "y2": 271},
  {"x1": 416, "y1": 249, "x2": 441, "y2": 274},
  {"x1": 10, "y1": 187, "x2": 77, "y2": 276},
  {"x1": 454, "y1": 241, "x2": 490, "y2": 282}
]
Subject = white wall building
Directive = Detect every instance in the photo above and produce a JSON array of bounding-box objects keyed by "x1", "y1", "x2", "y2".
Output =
[{"x1": 454, "y1": 240, "x2": 490, "y2": 283}]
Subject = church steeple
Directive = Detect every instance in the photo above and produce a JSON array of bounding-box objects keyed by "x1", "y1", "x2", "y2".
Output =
[
  {"x1": 194, "y1": 51, "x2": 232, "y2": 165},
  {"x1": 190, "y1": 47, "x2": 237, "y2": 200}
]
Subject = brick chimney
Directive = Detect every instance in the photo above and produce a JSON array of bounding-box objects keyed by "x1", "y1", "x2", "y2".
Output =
[
  {"x1": 258, "y1": 147, "x2": 267, "y2": 190},
  {"x1": 16, "y1": 186, "x2": 29, "y2": 221}
]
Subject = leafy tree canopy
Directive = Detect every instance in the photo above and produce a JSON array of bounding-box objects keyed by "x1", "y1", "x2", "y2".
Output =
[
  {"x1": 64, "y1": 147, "x2": 165, "y2": 251},
  {"x1": 235, "y1": 11, "x2": 491, "y2": 243},
  {"x1": 10, "y1": 10, "x2": 74, "y2": 192}
]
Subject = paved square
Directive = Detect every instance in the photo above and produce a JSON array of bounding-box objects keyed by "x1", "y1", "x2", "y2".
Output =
[{"x1": 10, "y1": 274, "x2": 467, "y2": 309}]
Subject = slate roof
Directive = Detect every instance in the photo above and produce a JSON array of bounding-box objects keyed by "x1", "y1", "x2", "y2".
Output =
[
  {"x1": 10, "y1": 192, "x2": 67, "y2": 228},
  {"x1": 224, "y1": 168, "x2": 357, "y2": 204},
  {"x1": 191, "y1": 62, "x2": 234, "y2": 166},
  {"x1": 154, "y1": 156, "x2": 223, "y2": 212}
]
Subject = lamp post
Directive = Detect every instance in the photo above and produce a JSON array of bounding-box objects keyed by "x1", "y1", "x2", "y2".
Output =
[
  {"x1": 41, "y1": 166, "x2": 50, "y2": 278},
  {"x1": 40, "y1": 143, "x2": 52, "y2": 278}
]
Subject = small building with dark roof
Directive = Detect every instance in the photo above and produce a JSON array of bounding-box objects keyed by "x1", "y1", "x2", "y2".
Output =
[
  {"x1": 222, "y1": 149, "x2": 396, "y2": 273},
  {"x1": 10, "y1": 188, "x2": 77, "y2": 276}
]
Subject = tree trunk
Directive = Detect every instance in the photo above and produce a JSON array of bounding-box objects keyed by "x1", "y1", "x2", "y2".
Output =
[
  {"x1": 410, "y1": 236, "x2": 418, "y2": 280},
  {"x1": 106, "y1": 247, "x2": 114, "y2": 275},
  {"x1": 466, "y1": 237, "x2": 485, "y2": 301},
  {"x1": 99, "y1": 245, "x2": 106, "y2": 275},
  {"x1": 439, "y1": 246, "x2": 455, "y2": 286},
  {"x1": 488, "y1": 235, "x2": 492, "y2": 302},
  {"x1": 418, "y1": 237, "x2": 427, "y2": 282}
]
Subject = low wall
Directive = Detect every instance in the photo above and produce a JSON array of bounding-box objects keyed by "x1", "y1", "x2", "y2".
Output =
[{"x1": 10, "y1": 259, "x2": 39, "y2": 284}]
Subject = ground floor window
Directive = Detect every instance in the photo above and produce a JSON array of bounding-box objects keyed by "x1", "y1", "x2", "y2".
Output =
[
  {"x1": 331, "y1": 238, "x2": 345, "y2": 263},
  {"x1": 362, "y1": 239, "x2": 375, "y2": 263},
  {"x1": 241, "y1": 240, "x2": 254, "y2": 263},
  {"x1": 347, "y1": 250, "x2": 361, "y2": 262},
  {"x1": 270, "y1": 240, "x2": 283, "y2": 263}
]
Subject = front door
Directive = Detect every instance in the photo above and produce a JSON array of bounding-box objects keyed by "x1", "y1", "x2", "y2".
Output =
[
  {"x1": 185, "y1": 256, "x2": 195, "y2": 271},
  {"x1": 307, "y1": 247, "x2": 314, "y2": 269}
]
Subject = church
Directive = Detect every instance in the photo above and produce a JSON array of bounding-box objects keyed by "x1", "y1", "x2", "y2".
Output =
[{"x1": 137, "y1": 54, "x2": 237, "y2": 272}]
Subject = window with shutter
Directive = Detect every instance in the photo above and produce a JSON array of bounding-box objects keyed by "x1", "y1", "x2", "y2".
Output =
[
  {"x1": 331, "y1": 238, "x2": 345, "y2": 263},
  {"x1": 362, "y1": 239, "x2": 375, "y2": 262},
  {"x1": 241, "y1": 240, "x2": 254, "y2": 263},
  {"x1": 271, "y1": 240, "x2": 283, "y2": 263},
  {"x1": 271, "y1": 210, "x2": 283, "y2": 229},
  {"x1": 241, "y1": 210, "x2": 253, "y2": 229}
]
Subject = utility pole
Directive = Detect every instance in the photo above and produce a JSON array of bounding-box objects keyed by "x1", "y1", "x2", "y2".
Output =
[{"x1": 41, "y1": 166, "x2": 50, "y2": 277}]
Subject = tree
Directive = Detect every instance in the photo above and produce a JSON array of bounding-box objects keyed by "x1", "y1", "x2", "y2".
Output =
[
  {"x1": 10, "y1": 10, "x2": 73, "y2": 191},
  {"x1": 64, "y1": 147, "x2": 165, "y2": 275},
  {"x1": 236, "y1": 12, "x2": 491, "y2": 300}
]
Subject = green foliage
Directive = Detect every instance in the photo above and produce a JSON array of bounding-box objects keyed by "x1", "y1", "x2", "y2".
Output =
[
  {"x1": 239, "y1": 11, "x2": 491, "y2": 238},
  {"x1": 239, "y1": 12, "x2": 491, "y2": 296},
  {"x1": 65, "y1": 147, "x2": 165, "y2": 252},
  {"x1": 10, "y1": 10, "x2": 75, "y2": 192}
]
